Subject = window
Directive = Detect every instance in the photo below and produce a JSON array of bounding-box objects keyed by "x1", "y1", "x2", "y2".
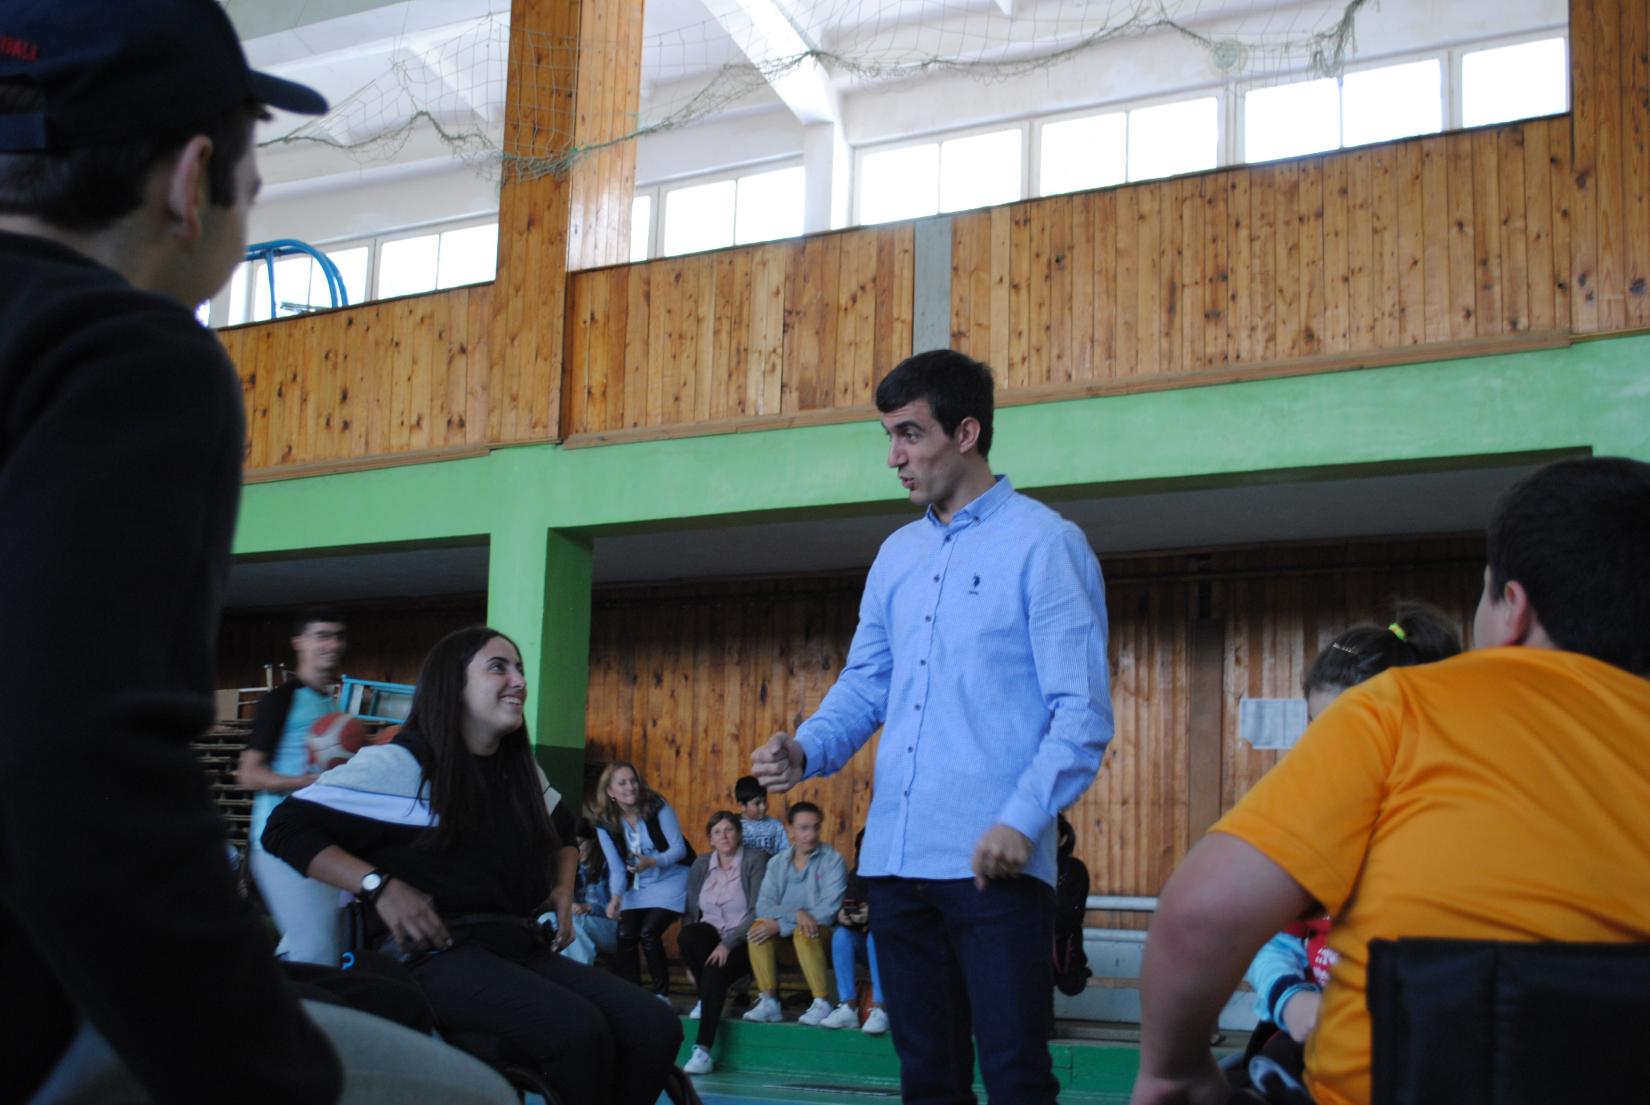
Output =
[
  {"x1": 859, "y1": 126, "x2": 1023, "y2": 224},
  {"x1": 1342, "y1": 59, "x2": 1441, "y2": 147},
  {"x1": 630, "y1": 194, "x2": 652, "y2": 263},
  {"x1": 1245, "y1": 77, "x2": 1342, "y2": 162},
  {"x1": 859, "y1": 142, "x2": 940, "y2": 224},
  {"x1": 658, "y1": 164, "x2": 804, "y2": 256},
  {"x1": 939, "y1": 129, "x2": 1022, "y2": 213},
  {"x1": 1461, "y1": 37, "x2": 1568, "y2": 128},
  {"x1": 376, "y1": 223, "x2": 497, "y2": 299},
  {"x1": 1127, "y1": 97, "x2": 1219, "y2": 182},
  {"x1": 1245, "y1": 58, "x2": 1442, "y2": 162},
  {"x1": 1039, "y1": 111, "x2": 1127, "y2": 196}
]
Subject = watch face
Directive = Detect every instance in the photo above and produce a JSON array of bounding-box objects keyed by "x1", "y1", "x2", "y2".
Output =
[{"x1": 361, "y1": 872, "x2": 383, "y2": 894}]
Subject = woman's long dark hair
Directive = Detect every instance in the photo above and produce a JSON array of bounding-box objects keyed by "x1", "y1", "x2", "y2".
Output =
[{"x1": 403, "y1": 626, "x2": 557, "y2": 854}]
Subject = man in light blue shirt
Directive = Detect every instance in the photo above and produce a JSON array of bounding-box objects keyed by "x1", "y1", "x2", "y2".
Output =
[{"x1": 754, "y1": 349, "x2": 1113, "y2": 1105}]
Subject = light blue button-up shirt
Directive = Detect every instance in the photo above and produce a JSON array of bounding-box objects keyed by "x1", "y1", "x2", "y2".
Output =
[{"x1": 796, "y1": 476, "x2": 1113, "y2": 887}]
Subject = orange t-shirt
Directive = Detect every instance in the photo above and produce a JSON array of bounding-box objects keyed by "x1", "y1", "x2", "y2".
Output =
[{"x1": 1213, "y1": 647, "x2": 1650, "y2": 1105}]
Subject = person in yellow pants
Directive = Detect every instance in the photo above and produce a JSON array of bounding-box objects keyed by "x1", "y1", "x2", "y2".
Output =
[{"x1": 742, "y1": 803, "x2": 847, "y2": 1025}]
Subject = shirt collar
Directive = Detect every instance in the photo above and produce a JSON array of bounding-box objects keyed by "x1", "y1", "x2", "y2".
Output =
[
  {"x1": 926, "y1": 474, "x2": 1014, "y2": 529},
  {"x1": 713, "y1": 848, "x2": 742, "y2": 871}
]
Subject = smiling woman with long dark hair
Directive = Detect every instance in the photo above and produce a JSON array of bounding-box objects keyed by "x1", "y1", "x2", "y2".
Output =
[{"x1": 263, "y1": 626, "x2": 682, "y2": 1105}]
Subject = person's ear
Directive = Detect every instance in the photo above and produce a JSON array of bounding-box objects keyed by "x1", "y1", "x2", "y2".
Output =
[
  {"x1": 1484, "y1": 578, "x2": 1537, "y2": 647},
  {"x1": 953, "y1": 416, "x2": 982, "y2": 455},
  {"x1": 162, "y1": 135, "x2": 215, "y2": 243}
]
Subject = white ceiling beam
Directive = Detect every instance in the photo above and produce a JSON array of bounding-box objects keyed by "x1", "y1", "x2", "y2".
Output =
[{"x1": 700, "y1": 0, "x2": 840, "y2": 125}]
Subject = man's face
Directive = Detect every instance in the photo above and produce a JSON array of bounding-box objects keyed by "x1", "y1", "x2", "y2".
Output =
[
  {"x1": 789, "y1": 811, "x2": 821, "y2": 855},
  {"x1": 740, "y1": 795, "x2": 769, "y2": 821},
  {"x1": 292, "y1": 621, "x2": 347, "y2": 674},
  {"x1": 881, "y1": 399, "x2": 967, "y2": 511}
]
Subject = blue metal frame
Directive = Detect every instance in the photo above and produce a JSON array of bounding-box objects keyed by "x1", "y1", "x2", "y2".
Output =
[{"x1": 244, "y1": 238, "x2": 350, "y2": 317}]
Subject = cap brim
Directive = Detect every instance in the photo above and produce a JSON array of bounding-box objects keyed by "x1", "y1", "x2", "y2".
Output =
[{"x1": 249, "y1": 70, "x2": 329, "y2": 116}]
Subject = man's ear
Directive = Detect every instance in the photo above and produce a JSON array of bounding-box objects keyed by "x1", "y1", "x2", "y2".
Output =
[
  {"x1": 1483, "y1": 577, "x2": 1538, "y2": 647},
  {"x1": 162, "y1": 135, "x2": 215, "y2": 243},
  {"x1": 953, "y1": 416, "x2": 982, "y2": 455}
]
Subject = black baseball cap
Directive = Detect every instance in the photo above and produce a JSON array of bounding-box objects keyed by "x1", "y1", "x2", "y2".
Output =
[{"x1": 0, "y1": 0, "x2": 328, "y2": 153}]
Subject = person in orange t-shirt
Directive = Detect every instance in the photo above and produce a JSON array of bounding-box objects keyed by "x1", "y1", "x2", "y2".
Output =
[{"x1": 1130, "y1": 456, "x2": 1650, "y2": 1105}]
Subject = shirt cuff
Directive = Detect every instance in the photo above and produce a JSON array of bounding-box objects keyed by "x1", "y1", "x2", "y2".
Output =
[{"x1": 996, "y1": 792, "x2": 1053, "y2": 846}]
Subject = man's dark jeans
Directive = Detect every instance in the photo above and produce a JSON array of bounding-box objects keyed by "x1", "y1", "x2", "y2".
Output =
[{"x1": 867, "y1": 875, "x2": 1059, "y2": 1105}]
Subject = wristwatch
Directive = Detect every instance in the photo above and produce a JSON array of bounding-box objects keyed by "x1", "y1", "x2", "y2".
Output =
[{"x1": 359, "y1": 869, "x2": 389, "y2": 903}]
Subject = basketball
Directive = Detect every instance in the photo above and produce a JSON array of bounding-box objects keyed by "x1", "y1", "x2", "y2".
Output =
[{"x1": 306, "y1": 712, "x2": 367, "y2": 772}]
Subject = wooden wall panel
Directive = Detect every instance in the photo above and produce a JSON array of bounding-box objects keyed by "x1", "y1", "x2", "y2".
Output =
[
  {"x1": 562, "y1": 226, "x2": 914, "y2": 437},
  {"x1": 219, "y1": 287, "x2": 509, "y2": 472},
  {"x1": 575, "y1": 538, "x2": 1484, "y2": 919}
]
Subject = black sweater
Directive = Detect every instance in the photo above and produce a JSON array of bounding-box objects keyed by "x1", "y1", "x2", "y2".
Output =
[
  {"x1": 0, "y1": 232, "x2": 340, "y2": 1104},
  {"x1": 264, "y1": 731, "x2": 575, "y2": 921}
]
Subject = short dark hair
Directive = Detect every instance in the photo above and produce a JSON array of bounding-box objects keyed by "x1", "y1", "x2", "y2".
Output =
[
  {"x1": 292, "y1": 607, "x2": 346, "y2": 637},
  {"x1": 1487, "y1": 457, "x2": 1650, "y2": 674},
  {"x1": 1303, "y1": 602, "x2": 1462, "y2": 695},
  {"x1": 705, "y1": 809, "x2": 742, "y2": 838},
  {"x1": 787, "y1": 801, "x2": 822, "y2": 825},
  {"x1": 874, "y1": 349, "x2": 996, "y2": 459},
  {"x1": 0, "y1": 83, "x2": 263, "y2": 232},
  {"x1": 734, "y1": 775, "x2": 765, "y2": 804}
]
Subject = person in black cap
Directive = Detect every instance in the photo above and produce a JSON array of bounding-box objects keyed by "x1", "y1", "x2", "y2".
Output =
[{"x1": 0, "y1": 3, "x2": 511, "y2": 1103}]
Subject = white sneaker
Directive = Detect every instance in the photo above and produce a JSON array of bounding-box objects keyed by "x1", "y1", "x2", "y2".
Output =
[
  {"x1": 683, "y1": 1046, "x2": 715, "y2": 1075},
  {"x1": 820, "y1": 1002, "x2": 860, "y2": 1030},
  {"x1": 687, "y1": 1001, "x2": 702, "y2": 1020},
  {"x1": 798, "y1": 997, "x2": 834, "y2": 1026},
  {"x1": 861, "y1": 1007, "x2": 890, "y2": 1035},
  {"x1": 742, "y1": 995, "x2": 783, "y2": 1023}
]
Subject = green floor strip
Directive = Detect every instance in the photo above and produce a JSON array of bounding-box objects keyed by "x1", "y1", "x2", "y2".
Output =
[{"x1": 677, "y1": 1019, "x2": 1139, "y2": 1103}]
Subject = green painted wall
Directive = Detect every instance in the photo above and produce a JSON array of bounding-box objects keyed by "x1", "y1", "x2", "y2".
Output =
[{"x1": 232, "y1": 333, "x2": 1650, "y2": 763}]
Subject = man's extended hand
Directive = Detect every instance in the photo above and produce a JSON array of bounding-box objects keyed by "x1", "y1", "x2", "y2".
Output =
[
  {"x1": 970, "y1": 822, "x2": 1034, "y2": 889},
  {"x1": 752, "y1": 732, "x2": 806, "y2": 793}
]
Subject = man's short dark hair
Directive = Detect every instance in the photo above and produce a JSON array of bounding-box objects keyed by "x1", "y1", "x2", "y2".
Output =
[
  {"x1": 0, "y1": 83, "x2": 262, "y2": 232},
  {"x1": 875, "y1": 349, "x2": 996, "y2": 459},
  {"x1": 291, "y1": 607, "x2": 346, "y2": 637},
  {"x1": 1487, "y1": 456, "x2": 1650, "y2": 674},
  {"x1": 787, "y1": 801, "x2": 822, "y2": 825}
]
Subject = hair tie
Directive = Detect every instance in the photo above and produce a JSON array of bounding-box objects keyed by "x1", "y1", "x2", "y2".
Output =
[{"x1": 1388, "y1": 622, "x2": 1407, "y2": 641}]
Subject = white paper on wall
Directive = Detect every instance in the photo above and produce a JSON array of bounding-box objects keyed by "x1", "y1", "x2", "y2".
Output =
[{"x1": 1238, "y1": 697, "x2": 1309, "y2": 751}]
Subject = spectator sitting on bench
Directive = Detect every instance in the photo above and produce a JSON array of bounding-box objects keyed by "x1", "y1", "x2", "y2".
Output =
[
  {"x1": 1131, "y1": 457, "x2": 1650, "y2": 1105},
  {"x1": 679, "y1": 811, "x2": 773, "y2": 1074},
  {"x1": 820, "y1": 827, "x2": 890, "y2": 1034},
  {"x1": 742, "y1": 802, "x2": 847, "y2": 1026}
]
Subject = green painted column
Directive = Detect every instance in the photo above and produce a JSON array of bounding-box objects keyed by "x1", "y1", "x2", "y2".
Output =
[{"x1": 486, "y1": 526, "x2": 593, "y2": 801}]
